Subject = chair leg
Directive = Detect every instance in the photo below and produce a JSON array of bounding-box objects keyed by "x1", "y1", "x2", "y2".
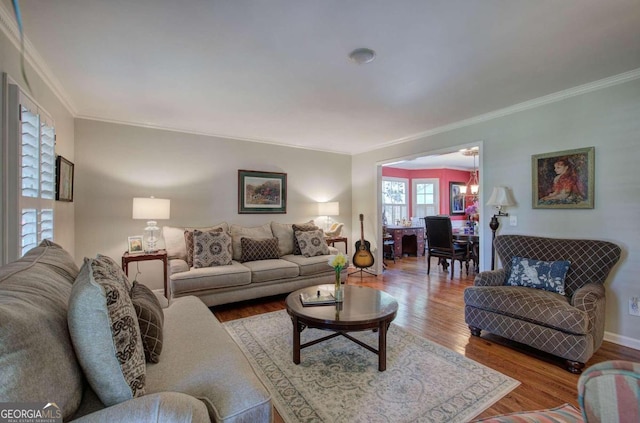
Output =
[
  {"x1": 450, "y1": 258, "x2": 454, "y2": 279},
  {"x1": 427, "y1": 254, "x2": 431, "y2": 274},
  {"x1": 565, "y1": 360, "x2": 585, "y2": 374},
  {"x1": 469, "y1": 326, "x2": 481, "y2": 336}
]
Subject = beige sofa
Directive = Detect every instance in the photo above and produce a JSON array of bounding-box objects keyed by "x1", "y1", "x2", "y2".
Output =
[
  {"x1": 164, "y1": 221, "x2": 347, "y2": 306},
  {"x1": 0, "y1": 241, "x2": 271, "y2": 422}
]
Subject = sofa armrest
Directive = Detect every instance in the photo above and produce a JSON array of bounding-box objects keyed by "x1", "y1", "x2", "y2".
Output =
[
  {"x1": 71, "y1": 392, "x2": 209, "y2": 423},
  {"x1": 571, "y1": 283, "x2": 605, "y2": 312},
  {"x1": 169, "y1": 258, "x2": 189, "y2": 275},
  {"x1": 473, "y1": 269, "x2": 507, "y2": 286},
  {"x1": 578, "y1": 360, "x2": 640, "y2": 423}
]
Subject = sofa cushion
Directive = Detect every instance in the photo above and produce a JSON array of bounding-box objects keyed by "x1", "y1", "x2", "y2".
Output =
[
  {"x1": 163, "y1": 223, "x2": 229, "y2": 260},
  {"x1": 270, "y1": 222, "x2": 295, "y2": 256},
  {"x1": 170, "y1": 261, "x2": 252, "y2": 295},
  {"x1": 193, "y1": 230, "x2": 233, "y2": 268},
  {"x1": 464, "y1": 285, "x2": 589, "y2": 335},
  {"x1": 145, "y1": 296, "x2": 272, "y2": 422},
  {"x1": 131, "y1": 281, "x2": 164, "y2": 363},
  {"x1": 0, "y1": 240, "x2": 83, "y2": 420},
  {"x1": 292, "y1": 222, "x2": 319, "y2": 255},
  {"x1": 281, "y1": 254, "x2": 334, "y2": 276},
  {"x1": 295, "y1": 229, "x2": 330, "y2": 257},
  {"x1": 230, "y1": 223, "x2": 273, "y2": 261},
  {"x1": 185, "y1": 227, "x2": 224, "y2": 268},
  {"x1": 505, "y1": 256, "x2": 571, "y2": 295},
  {"x1": 68, "y1": 255, "x2": 146, "y2": 406},
  {"x1": 240, "y1": 237, "x2": 280, "y2": 262},
  {"x1": 241, "y1": 259, "x2": 299, "y2": 283}
]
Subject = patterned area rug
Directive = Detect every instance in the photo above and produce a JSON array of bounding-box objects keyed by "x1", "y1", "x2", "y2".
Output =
[{"x1": 224, "y1": 310, "x2": 519, "y2": 423}]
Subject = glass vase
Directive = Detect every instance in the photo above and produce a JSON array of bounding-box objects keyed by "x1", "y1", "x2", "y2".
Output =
[{"x1": 334, "y1": 270, "x2": 343, "y2": 302}]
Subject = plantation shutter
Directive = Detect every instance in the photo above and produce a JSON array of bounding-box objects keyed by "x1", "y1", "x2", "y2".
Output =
[{"x1": 17, "y1": 93, "x2": 55, "y2": 256}]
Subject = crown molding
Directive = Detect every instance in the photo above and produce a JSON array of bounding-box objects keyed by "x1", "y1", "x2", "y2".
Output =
[
  {"x1": 0, "y1": 2, "x2": 77, "y2": 115},
  {"x1": 357, "y1": 68, "x2": 640, "y2": 155}
]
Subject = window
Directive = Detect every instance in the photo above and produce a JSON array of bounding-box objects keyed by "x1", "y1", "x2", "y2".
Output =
[
  {"x1": 413, "y1": 178, "x2": 439, "y2": 219},
  {"x1": 382, "y1": 177, "x2": 408, "y2": 225},
  {"x1": 3, "y1": 81, "x2": 55, "y2": 261}
]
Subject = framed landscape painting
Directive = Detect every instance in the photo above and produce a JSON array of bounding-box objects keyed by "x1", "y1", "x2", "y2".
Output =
[
  {"x1": 238, "y1": 170, "x2": 287, "y2": 214},
  {"x1": 532, "y1": 147, "x2": 594, "y2": 209},
  {"x1": 56, "y1": 155, "x2": 74, "y2": 202},
  {"x1": 449, "y1": 182, "x2": 466, "y2": 215}
]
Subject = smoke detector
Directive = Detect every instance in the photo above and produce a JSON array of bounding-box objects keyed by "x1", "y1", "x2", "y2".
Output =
[{"x1": 348, "y1": 48, "x2": 376, "y2": 65}]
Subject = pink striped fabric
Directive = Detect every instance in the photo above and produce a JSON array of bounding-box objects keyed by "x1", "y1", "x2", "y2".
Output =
[{"x1": 471, "y1": 403, "x2": 583, "y2": 423}]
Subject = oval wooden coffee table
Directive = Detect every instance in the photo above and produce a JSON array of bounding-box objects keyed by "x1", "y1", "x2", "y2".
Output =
[{"x1": 285, "y1": 284, "x2": 398, "y2": 371}]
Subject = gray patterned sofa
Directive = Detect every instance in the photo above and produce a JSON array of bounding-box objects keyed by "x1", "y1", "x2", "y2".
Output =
[
  {"x1": 164, "y1": 221, "x2": 346, "y2": 306},
  {"x1": 464, "y1": 235, "x2": 621, "y2": 373},
  {"x1": 0, "y1": 241, "x2": 271, "y2": 422}
]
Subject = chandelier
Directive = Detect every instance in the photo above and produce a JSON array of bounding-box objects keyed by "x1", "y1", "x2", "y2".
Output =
[{"x1": 459, "y1": 148, "x2": 479, "y2": 196}]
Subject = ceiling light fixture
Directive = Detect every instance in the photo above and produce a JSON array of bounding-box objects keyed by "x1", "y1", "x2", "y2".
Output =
[
  {"x1": 459, "y1": 147, "x2": 480, "y2": 196},
  {"x1": 348, "y1": 48, "x2": 376, "y2": 65}
]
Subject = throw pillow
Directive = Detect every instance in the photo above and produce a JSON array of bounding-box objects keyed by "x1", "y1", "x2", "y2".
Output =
[
  {"x1": 295, "y1": 229, "x2": 330, "y2": 257},
  {"x1": 131, "y1": 281, "x2": 164, "y2": 363},
  {"x1": 230, "y1": 223, "x2": 273, "y2": 261},
  {"x1": 68, "y1": 256, "x2": 146, "y2": 407},
  {"x1": 505, "y1": 256, "x2": 571, "y2": 295},
  {"x1": 292, "y1": 222, "x2": 319, "y2": 255},
  {"x1": 184, "y1": 227, "x2": 224, "y2": 268},
  {"x1": 193, "y1": 229, "x2": 233, "y2": 268},
  {"x1": 240, "y1": 237, "x2": 280, "y2": 262}
]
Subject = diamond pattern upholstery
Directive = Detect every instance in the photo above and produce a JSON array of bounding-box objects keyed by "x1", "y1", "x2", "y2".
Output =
[{"x1": 464, "y1": 235, "x2": 621, "y2": 371}]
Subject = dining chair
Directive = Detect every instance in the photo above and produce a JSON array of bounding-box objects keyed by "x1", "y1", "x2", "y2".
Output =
[{"x1": 424, "y1": 216, "x2": 470, "y2": 279}]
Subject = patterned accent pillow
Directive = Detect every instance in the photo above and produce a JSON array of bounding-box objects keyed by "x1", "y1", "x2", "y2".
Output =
[
  {"x1": 193, "y1": 230, "x2": 233, "y2": 268},
  {"x1": 295, "y1": 229, "x2": 330, "y2": 257},
  {"x1": 131, "y1": 282, "x2": 164, "y2": 363},
  {"x1": 240, "y1": 237, "x2": 280, "y2": 262},
  {"x1": 292, "y1": 222, "x2": 319, "y2": 255},
  {"x1": 184, "y1": 227, "x2": 224, "y2": 268},
  {"x1": 505, "y1": 256, "x2": 571, "y2": 295},
  {"x1": 68, "y1": 256, "x2": 146, "y2": 406}
]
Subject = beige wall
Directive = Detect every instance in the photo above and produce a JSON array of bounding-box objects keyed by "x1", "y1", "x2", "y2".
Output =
[
  {"x1": 352, "y1": 77, "x2": 640, "y2": 347},
  {"x1": 0, "y1": 28, "x2": 75, "y2": 259},
  {"x1": 74, "y1": 119, "x2": 352, "y2": 289}
]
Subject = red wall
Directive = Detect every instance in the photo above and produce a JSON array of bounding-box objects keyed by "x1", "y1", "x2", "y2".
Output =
[{"x1": 382, "y1": 167, "x2": 477, "y2": 220}]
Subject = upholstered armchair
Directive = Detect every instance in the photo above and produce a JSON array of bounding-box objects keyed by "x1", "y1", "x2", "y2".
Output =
[{"x1": 464, "y1": 235, "x2": 621, "y2": 373}]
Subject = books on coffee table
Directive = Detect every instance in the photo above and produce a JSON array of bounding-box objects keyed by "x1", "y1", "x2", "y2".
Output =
[{"x1": 299, "y1": 290, "x2": 336, "y2": 306}]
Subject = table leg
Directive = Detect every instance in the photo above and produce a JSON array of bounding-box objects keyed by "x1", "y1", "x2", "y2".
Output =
[
  {"x1": 292, "y1": 316, "x2": 301, "y2": 365},
  {"x1": 378, "y1": 320, "x2": 387, "y2": 371}
]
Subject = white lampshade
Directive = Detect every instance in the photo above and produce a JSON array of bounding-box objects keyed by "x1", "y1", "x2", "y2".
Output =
[
  {"x1": 132, "y1": 197, "x2": 170, "y2": 253},
  {"x1": 486, "y1": 187, "x2": 516, "y2": 207},
  {"x1": 132, "y1": 197, "x2": 171, "y2": 220},
  {"x1": 318, "y1": 201, "x2": 339, "y2": 216}
]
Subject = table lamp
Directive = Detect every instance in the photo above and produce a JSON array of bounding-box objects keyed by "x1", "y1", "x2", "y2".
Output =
[
  {"x1": 486, "y1": 186, "x2": 516, "y2": 269},
  {"x1": 318, "y1": 201, "x2": 339, "y2": 231},
  {"x1": 132, "y1": 197, "x2": 171, "y2": 252}
]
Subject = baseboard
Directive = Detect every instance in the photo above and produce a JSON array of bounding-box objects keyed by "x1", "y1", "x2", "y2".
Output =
[{"x1": 604, "y1": 331, "x2": 640, "y2": 351}]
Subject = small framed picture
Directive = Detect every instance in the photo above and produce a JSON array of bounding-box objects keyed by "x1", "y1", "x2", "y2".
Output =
[
  {"x1": 127, "y1": 236, "x2": 144, "y2": 254},
  {"x1": 56, "y1": 155, "x2": 74, "y2": 202},
  {"x1": 449, "y1": 181, "x2": 466, "y2": 215}
]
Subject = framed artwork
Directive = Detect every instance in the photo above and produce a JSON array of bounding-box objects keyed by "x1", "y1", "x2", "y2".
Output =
[
  {"x1": 449, "y1": 182, "x2": 466, "y2": 215},
  {"x1": 532, "y1": 147, "x2": 594, "y2": 209},
  {"x1": 238, "y1": 170, "x2": 287, "y2": 214},
  {"x1": 56, "y1": 155, "x2": 74, "y2": 202},
  {"x1": 127, "y1": 236, "x2": 144, "y2": 254}
]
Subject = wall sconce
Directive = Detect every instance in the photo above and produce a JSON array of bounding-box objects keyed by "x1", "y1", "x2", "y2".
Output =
[
  {"x1": 486, "y1": 186, "x2": 516, "y2": 270},
  {"x1": 133, "y1": 197, "x2": 171, "y2": 252},
  {"x1": 318, "y1": 201, "x2": 339, "y2": 231}
]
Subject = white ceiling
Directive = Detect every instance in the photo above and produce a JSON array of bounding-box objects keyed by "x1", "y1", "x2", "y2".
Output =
[{"x1": 5, "y1": 0, "x2": 640, "y2": 155}]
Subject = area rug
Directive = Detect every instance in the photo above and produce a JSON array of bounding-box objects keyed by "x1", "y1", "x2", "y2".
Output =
[{"x1": 224, "y1": 310, "x2": 519, "y2": 423}]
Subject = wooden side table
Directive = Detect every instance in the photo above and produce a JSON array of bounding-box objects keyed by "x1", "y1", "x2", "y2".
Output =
[
  {"x1": 326, "y1": 236, "x2": 348, "y2": 255},
  {"x1": 122, "y1": 249, "x2": 169, "y2": 298}
]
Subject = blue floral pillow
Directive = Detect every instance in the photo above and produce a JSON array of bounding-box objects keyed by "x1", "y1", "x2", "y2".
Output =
[{"x1": 505, "y1": 256, "x2": 571, "y2": 295}]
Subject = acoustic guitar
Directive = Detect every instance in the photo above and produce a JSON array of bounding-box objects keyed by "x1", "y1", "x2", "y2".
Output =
[{"x1": 353, "y1": 214, "x2": 375, "y2": 269}]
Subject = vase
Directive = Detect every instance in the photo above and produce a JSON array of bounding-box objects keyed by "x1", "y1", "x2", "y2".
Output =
[{"x1": 334, "y1": 270, "x2": 343, "y2": 302}]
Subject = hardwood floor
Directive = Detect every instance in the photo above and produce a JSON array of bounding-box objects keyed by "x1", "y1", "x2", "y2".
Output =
[{"x1": 212, "y1": 256, "x2": 640, "y2": 421}]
